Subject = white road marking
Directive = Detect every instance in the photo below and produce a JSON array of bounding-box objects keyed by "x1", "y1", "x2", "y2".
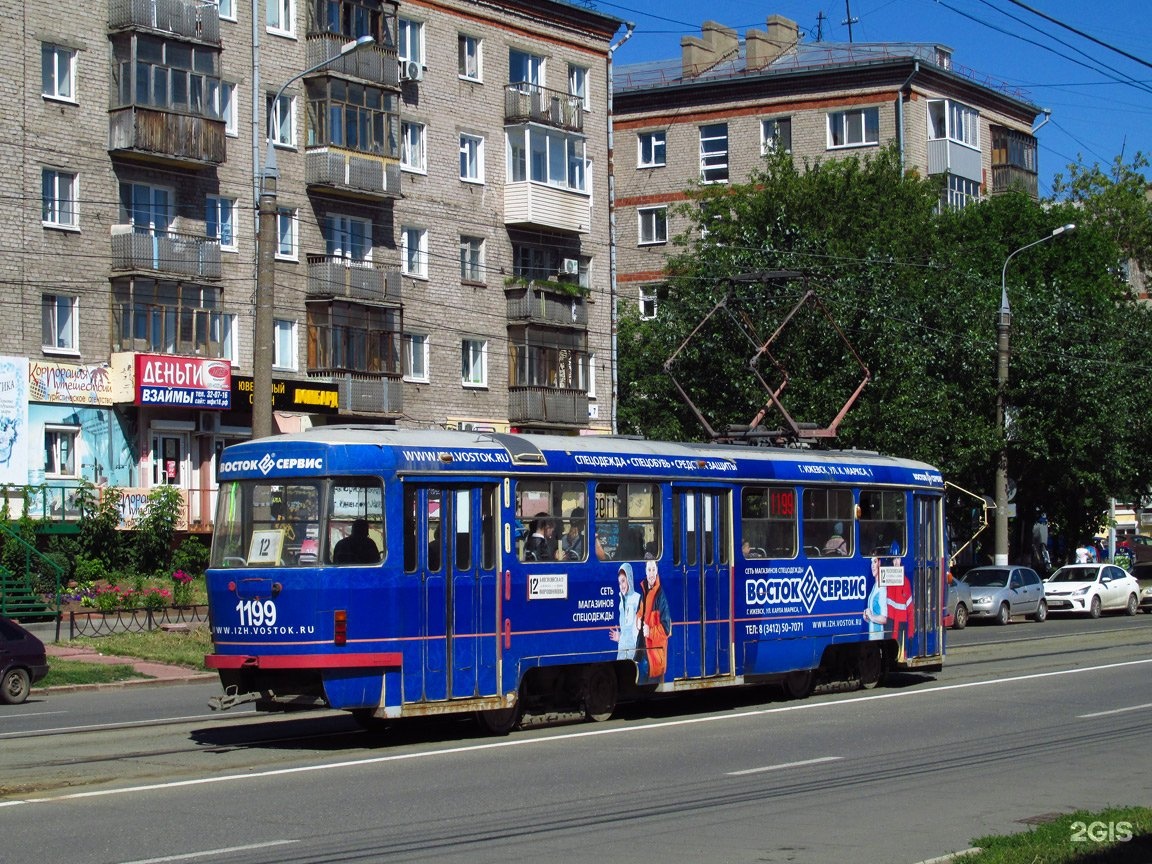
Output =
[
  {"x1": 1078, "y1": 701, "x2": 1152, "y2": 718},
  {"x1": 117, "y1": 840, "x2": 299, "y2": 863},
  {"x1": 2, "y1": 657, "x2": 1149, "y2": 809},
  {"x1": 727, "y1": 756, "x2": 842, "y2": 776}
]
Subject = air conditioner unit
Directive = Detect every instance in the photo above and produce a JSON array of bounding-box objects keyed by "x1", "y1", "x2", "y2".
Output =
[
  {"x1": 400, "y1": 60, "x2": 423, "y2": 82},
  {"x1": 198, "y1": 411, "x2": 221, "y2": 434},
  {"x1": 560, "y1": 258, "x2": 580, "y2": 276}
]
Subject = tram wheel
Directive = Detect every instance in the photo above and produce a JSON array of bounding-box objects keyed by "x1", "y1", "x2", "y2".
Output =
[
  {"x1": 584, "y1": 666, "x2": 618, "y2": 722},
  {"x1": 477, "y1": 702, "x2": 522, "y2": 735},
  {"x1": 782, "y1": 669, "x2": 814, "y2": 700},
  {"x1": 858, "y1": 645, "x2": 883, "y2": 690}
]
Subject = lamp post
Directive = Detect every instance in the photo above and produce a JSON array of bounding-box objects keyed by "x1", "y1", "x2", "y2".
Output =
[
  {"x1": 993, "y1": 223, "x2": 1075, "y2": 565},
  {"x1": 252, "y1": 34, "x2": 375, "y2": 439}
]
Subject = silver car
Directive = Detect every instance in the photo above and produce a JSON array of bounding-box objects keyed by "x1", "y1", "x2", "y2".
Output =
[{"x1": 958, "y1": 565, "x2": 1048, "y2": 625}]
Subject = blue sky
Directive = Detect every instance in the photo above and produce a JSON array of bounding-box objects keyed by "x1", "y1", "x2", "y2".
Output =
[{"x1": 597, "y1": 0, "x2": 1152, "y2": 197}]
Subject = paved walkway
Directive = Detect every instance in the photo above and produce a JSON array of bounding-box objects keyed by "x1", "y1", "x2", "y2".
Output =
[{"x1": 38, "y1": 642, "x2": 215, "y2": 691}]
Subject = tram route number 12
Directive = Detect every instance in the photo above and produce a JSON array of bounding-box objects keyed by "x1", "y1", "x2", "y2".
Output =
[{"x1": 235, "y1": 599, "x2": 278, "y2": 627}]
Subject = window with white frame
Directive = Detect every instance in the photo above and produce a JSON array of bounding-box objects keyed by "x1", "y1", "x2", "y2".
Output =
[
  {"x1": 699, "y1": 123, "x2": 728, "y2": 183},
  {"x1": 509, "y1": 49, "x2": 543, "y2": 87},
  {"x1": 219, "y1": 81, "x2": 237, "y2": 136},
  {"x1": 507, "y1": 127, "x2": 587, "y2": 192},
  {"x1": 404, "y1": 332, "x2": 429, "y2": 382},
  {"x1": 41, "y1": 43, "x2": 76, "y2": 102},
  {"x1": 268, "y1": 92, "x2": 295, "y2": 146},
  {"x1": 273, "y1": 318, "x2": 297, "y2": 370},
  {"x1": 461, "y1": 338, "x2": 488, "y2": 387},
  {"x1": 639, "y1": 288, "x2": 658, "y2": 320},
  {"x1": 458, "y1": 34, "x2": 481, "y2": 80},
  {"x1": 398, "y1": 18, "x2": 424, "y2": 65},
  {"x1": 215, "y1": 0, "x2": 235, "y2": 20},
  {"x1": 943, "y1": 175, "x2": 981, "y2": 211},
  {"x1": 42, "y1": 168, "x2": 78, "y2": 228},
  {"x1": 206, "y1": 195, "x2": 236, "y2": 250},
  {"x1": 44, "y1": 426, "x2": 79, "y2": 478},
  {"x1": 460, "y1": 133, "x2": 484, "y2": 182},
  {"x1": 325, "y1": 213, "x2": 371, "y2": 262},
  {"x1": 638, "y1": 206, "x2": 668, "y2": 245},
  {"x1": 568, "y1": 63, "x2": 588, "y2": 109},
  {"x1": 266, "y1": 0, "x2": 295, "y2": 35},
  {"x1": 587, "y1": 351, "x2": 597, "y2": 399},
  {"x1": 828, "y1": 107, "x2": 880, "y2": 148},
  {"x1": 276, "y1": 207, "x2": 298, "y2": 259},
  {"x1": 460, "y1": 235, "x2": 484, "y2": 282},
  {"x1": 42, "y1": 294, "x2": 78, "y2": 352},
  {"x1": 120, "y1": 182, "x2": 172, "y2": 234},
  {"x1": 401, "y1": 226, "x2": 428, "y2": 278},
  {"x1": 638, "y1": 131, "x2": 666, "y2": 168},
  {"x1": 928, "y1": 99, "x2": 979, "y2": 148},
  {"x1": 401, "y1": 121, "x2": 426, "y2": 172},
  {"x1": 761, "y1": 116, "x2": 792, "y2": 154}
]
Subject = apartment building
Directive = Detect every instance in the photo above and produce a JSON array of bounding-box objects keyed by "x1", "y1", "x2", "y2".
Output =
[
  {"x1": 612, "y1": 16, "x2": 1043, "y2": 318},
  {"x1": 3, "y1": 0, "x2": 622, "y2": 532}
]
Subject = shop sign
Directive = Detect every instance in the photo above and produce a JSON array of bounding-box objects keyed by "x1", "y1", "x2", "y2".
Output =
[{"x1": 135, "y1": 354, "x2": 231, "y2": 409}]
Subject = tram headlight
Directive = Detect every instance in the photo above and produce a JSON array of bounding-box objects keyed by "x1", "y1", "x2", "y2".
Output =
[{"x1": 334, "y1": 609, "x2": 347, "y2": 646}]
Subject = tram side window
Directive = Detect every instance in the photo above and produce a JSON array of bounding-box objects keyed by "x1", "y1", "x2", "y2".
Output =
[
  {"x1": 803, "y1": 488, "x2": 854, "y2": 557},
  {"x1": 859, "y1": 489, "x2": 905, "y2": 556},
  {"x1": 595, "y1": 482, "x2": 660, "y2": 561},
  {"x1": 515, "y1": 480, "x2": 587, "y2": 561},
  {"x1": 741, "y1": 486, "x2": 797, "y2": 559},
  {"x1": 327, "y1": 479, "x2": 384, "y2": 565}
]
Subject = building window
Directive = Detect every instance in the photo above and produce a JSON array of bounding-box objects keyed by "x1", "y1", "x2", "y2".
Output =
[
  {"x1": 42, "y1": 294, "x2": 78, "y2": 352},
  {"x1": 215, "y1": 0, "x2": 235, "y2": 21},
  {"x1": 587, "y1": 351, "x2": 597, "y2": 399},
  {"x1": 120, "y1": 182, "x2": 172, "y2": 234},
  {"x1": 460, "y1": 235, "x2": 484, "y2": 282},
  {"x1": 761, "y1": 117, "x2": 792, "y2": 154},
  {"x1": 398, "y1": 18, "x2": 424, "y2": 65},
  {"x1": 638, "y1": 207, "x2": 668, "y2": 245},
  {"x1": 462, "y1": 338, "x2": 488, "y2": 388},
  {"x1": 306, "y1": 78, "x2": 396, "y2": 157},
  {"x1": 509, "y1": 49, "x2": 543, "y2": 87},
  {"x1": 639, "y1": 288, "x2": 658, "y2": 320},
  {"x1": 269, "y1": 93, "x2": 295, "y2": 147},
  {"x1": 942, "y1": 175, "x2": 981, "y2": 211},
  {"x1": 507, "y1": 127, "x2": 587, "y2": 192},
  {"x1": 42, "y1": 168, "x2": 78, "y2": 229},
  {"x1": 276, "y1": 207, "x2": 297, "y2": 259},
  {"x1": 404, "y1": 332, "x2": 429, "y2": 382},
  {"x1": 828, "y1": 107, "x2": 880, "y2": 148},
  {"x1": 401, "y1": 226, "x2": 428, "y2": 278},
  {"x1": 307, "y1": 301, "x2": 402, "y2": 375},
  {"x1": 266, "y1": 0, "x2": 295, "y2": 35},
  {"x1": 44, "y1": 427, "x2": 79, "y2": 478},
  {"x1": 112, "y1": 35, "x2": 222, "y2": 120},
  {"x1": 401, "y1": 121, "x2": 426, "y2": 172},
  {"x1": 460, "y1": 133, "x2": 484, "y2": 182},
  {"x1": 459, "y1": 34, "x2": 481, "y2": 80},
  {"x1": 206, "y1": 195, "x2": 236, "y2": 250},
  {"x1": 325, "y1": 213, "x2": 371, "y2": 262},
  {"x1": 638, "y1": 131, "x2": 666, "y2": 168},
  {"x1": 274, "y1": 318, "x2": 297, "y2": 370},
  {"x1": 928, "y1": 99, "x2": 979, "y2": 148},
  {"x1": 219, "y1": 81, "x2": 237, "y2": 136},
  {"x1": 113, "y1": 281, "x2": 236, "y2": 360},
  {"x1": 568, "y1": 63, "x2": 588, "y2": 110},
  {"x1": 699, "y1": 123, "x2": 728, "y2": 183},
  {"x1": 41, "y1": 43, "x2": 76, "y2": 102}
]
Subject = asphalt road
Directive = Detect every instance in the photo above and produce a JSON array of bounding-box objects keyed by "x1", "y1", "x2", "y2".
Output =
[{"x1": 1, "y1": 614, "x2": 1149, "y2": 864}]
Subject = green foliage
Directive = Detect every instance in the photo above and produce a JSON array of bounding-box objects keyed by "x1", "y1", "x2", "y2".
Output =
[
  {"x1": 171, "y1": 536, "x2": 209, "y2": 578},
  {"x1": 76, "y1": 482, "x2": 130, "y2": 572},
  {"x1": 132, "y1": 485, "x2": 185, "y2": 577}
]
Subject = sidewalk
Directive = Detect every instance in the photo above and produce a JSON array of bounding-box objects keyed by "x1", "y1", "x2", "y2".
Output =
[{"x1": 36, "y1": 639, "x2": 216, "y2": 692}]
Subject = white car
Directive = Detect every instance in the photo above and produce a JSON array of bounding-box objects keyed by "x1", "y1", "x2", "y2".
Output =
[{"x1": 1044, "y1": 564, "x2": 1141, "y2": 618}]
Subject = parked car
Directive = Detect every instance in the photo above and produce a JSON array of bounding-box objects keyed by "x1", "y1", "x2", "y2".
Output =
[
  {"x1": 1131, "y1": 562, "x2": 1152, "y2": 613},
  {"x1": 0, "y1": 616, "x2": 50, "y2": 704},
  {"x1": 1116, "y1": 534, "x2": 1152, "y2": 565},
  {"x1": 945, "y1": 572, "x2": 971, "y2": 630},
  {"x1": 958, "y1": 565, "x2": 1047, "y2": 625},
  {"x1": 1044, "y1": 564, "x2": 1140, "y2": 618}
]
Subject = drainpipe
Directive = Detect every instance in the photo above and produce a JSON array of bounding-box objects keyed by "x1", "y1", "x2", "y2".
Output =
[
  {"x1": 896, "y1": 61, "x2": 919, "y2": 174},
  {"x1": 606, "y1": 21, "x2": 635, "y2": 436}
]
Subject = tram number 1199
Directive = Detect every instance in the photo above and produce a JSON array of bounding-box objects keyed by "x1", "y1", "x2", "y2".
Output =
[{"x1": 235, "y1": 599, "x2": 278, "y2": 627}]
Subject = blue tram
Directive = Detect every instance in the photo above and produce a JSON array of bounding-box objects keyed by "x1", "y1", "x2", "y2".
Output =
[{"x1": 205, "y1": 427, "x2": 946, "y2": 731}]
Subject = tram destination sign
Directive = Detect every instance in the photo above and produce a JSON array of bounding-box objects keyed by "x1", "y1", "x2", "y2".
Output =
[{"x1": 231, "y1": 375, "x2": 340, "y2": 414}]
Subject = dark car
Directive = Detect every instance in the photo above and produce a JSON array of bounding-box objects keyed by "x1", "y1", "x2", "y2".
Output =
[
  {"x1": 0, "y1": 616, "x2": 50, "y2": 704},
  {"x1": 1123, "y1": 535, "x2": 1152, "y2": 565},
  {"x1": 1131, "y1": 562, "x2": 1152, "y2": 613}
]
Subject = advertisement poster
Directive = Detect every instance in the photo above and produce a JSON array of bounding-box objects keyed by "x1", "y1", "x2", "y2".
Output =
[{"x1": 0, "y1": 356, "x2": 29, "y2": 484}]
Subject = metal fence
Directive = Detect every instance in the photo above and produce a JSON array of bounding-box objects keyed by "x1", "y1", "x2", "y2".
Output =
[{"x1": 68, "y1": 605, "x2": 209, "y2": 639}]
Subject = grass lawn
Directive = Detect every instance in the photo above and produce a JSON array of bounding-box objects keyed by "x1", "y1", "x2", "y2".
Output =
[
  {"x1": 961, "y1": 806, "x2": 1152, "y2": 863},
  {"x1": 66, "y1": 626, "x2": 213, "y2": 669}
]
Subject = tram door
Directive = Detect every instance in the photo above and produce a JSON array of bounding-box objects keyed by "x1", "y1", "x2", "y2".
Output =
[
  {"x1": 671, "y1": 487, "x2": 732, "y2": 680},
  {"x1": 912, "y1": 494, "x2": 943, "y2": 659},
  {"x1": 408, "y1": 484, "x2": 499, "y2": 702}
]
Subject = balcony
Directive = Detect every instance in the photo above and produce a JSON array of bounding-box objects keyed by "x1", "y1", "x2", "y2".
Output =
[
  {"x1": 927, "y1": 138, "x2": 981, "y2": 183},
  {"x1": 504, "y1": 183, "x2": 591, "y2": 234},
  {"x1": 108, "y1": 0, "x2": 220, "y2": 43},
  {"x1": 109, "y1": 106, "x2": 226, "y2": 166},
  {"x1": 306, "y1": 33, "x2": 399, "y2": 88},
  {"x1": 509, "y1": 386, "x2": 589, "y2": 427},
  {"x1": 505, "y1": 282, "x2": 587, "y2": 328},
  {"x1": 307, "y1": 256, "x2": 402, "y2": 303},
  {"x1": 306, "y1": 148, "x2": 401, "y2": 200},
  {"x1": 111, "y1": 227, "x2": 222, "y2": 280},
  {"x1": 324, "y1": 372, "x2": 403, "y2": 415},
  {"x1": 504, "y1": 84, "x2": 583, "y2": 134},
  {"x1": 990, "y1": 164, "x2": 1039, "y2": 199}
]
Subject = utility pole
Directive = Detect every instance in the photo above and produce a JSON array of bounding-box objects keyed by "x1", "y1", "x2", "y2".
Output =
[
  {"x1": 815, "y1": 10, "x2": 826, "y2": 42},
  {"x1": 842, "y1": 0, "x2": 858, "y2": 43}
]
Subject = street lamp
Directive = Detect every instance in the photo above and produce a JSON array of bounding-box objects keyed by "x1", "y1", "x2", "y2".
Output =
[
  {"x1": 993, "y1": 222, "x2": 1075, "y2": 565},
  {"x1": 252, "y1": 34, "x2": 375, "y2": 439}
]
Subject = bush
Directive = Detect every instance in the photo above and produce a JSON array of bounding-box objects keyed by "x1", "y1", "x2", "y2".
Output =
[
  {"x1": 133, "y1": 486, "x2": 184, "y2": 577},
  {"x1": 172, "y1": 536, "x2": 209, "y2": 578}
]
